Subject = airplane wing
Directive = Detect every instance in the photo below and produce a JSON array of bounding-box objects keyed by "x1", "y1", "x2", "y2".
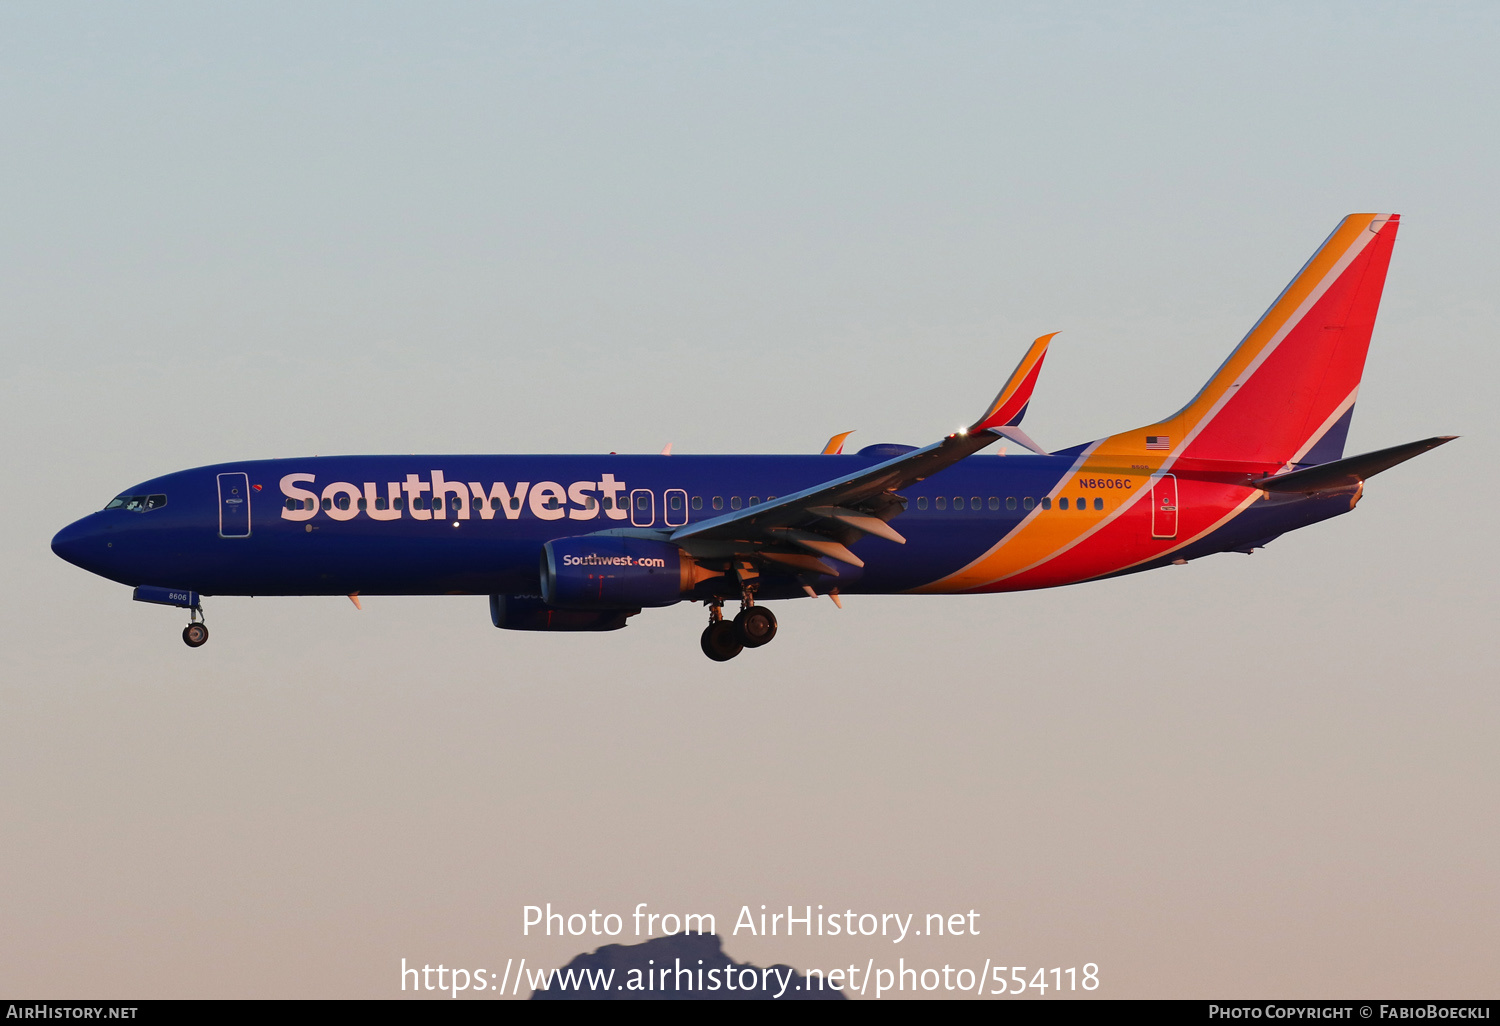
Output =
[{"x1": 669, "y1": 334, "x2": 1057, "y2": 576}]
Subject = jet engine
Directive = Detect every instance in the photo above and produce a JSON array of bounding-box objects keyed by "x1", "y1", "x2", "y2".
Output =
[
  {"x1": 489, "y1": 594, "x2": 635, "y2": 632},
  {"x1": 541, "y1": 536, "x2": 708, "y2": 609}
]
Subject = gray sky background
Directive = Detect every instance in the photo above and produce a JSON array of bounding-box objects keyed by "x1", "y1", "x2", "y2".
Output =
[{"x1": 2, "y1": 2, "x2": 1495, "y2": 998}]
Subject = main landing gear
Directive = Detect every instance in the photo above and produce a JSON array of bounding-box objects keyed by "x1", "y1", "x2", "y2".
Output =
[
  {"x1": 699, "y1": 599, "x2": 778, "y2": 662},
  {"x1": 182, "y1": 605, "x2": 209, "y2": 648}
]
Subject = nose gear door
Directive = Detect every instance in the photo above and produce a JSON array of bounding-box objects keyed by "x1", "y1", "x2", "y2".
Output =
[{"x1": 218, "y1": 472, "x2": 252, "y2": 537}]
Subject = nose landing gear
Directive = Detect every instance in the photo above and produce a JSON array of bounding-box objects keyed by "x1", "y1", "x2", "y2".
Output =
[{"x1": 181, "y1": 605, "x2": 209, "y2": 648}]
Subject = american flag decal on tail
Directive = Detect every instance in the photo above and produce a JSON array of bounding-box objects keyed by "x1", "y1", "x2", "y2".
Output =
[{"x1": 1146, "y1": 435, "x2": 1171, "y2": 451}]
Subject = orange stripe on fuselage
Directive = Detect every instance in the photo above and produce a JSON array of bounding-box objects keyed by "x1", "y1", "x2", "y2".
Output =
[{"x1": 913, "y1": 215, "x2": 1391, "y2": 594}]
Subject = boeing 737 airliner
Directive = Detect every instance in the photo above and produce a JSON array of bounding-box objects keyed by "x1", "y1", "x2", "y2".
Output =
[{"x1": 53, "y1": 214, "x2": 1453, "y2": 660}]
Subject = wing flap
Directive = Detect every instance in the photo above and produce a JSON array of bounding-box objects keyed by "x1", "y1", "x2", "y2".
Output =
[{"x1": 806, "y1": 506, "x2": 907, "y2": 544}]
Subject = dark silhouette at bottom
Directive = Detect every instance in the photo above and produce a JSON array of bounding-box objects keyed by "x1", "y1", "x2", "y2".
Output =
[{"x1": 531, "y1": 932, "x2": 845, "y2": 1000}]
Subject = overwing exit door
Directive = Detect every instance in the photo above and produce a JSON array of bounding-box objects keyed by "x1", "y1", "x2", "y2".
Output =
[
  {"x1": 1150, "y1": 473, "x2": 1178, "y2": 539},
  {"x1": 218, "y1": 472, "x2": 251, "y2": 537}
]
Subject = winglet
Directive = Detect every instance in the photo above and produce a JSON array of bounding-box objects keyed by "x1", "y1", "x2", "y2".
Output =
[
  {"x1": 970, "y1": 333, "x2": 1057, "y2": 434},
  {"x1": 821, "y1": 430, "x2": 855, "y2": 455}
]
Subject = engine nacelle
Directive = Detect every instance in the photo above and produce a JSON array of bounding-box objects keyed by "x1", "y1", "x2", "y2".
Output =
[
  {"x1": 541, "y1": 536, "x2": 695, "y2": 609},
  {"x1": 490, "y1": 594, "x2": 635, "y2": 632}
]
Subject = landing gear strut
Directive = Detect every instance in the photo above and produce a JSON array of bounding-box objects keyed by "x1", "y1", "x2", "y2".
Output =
[{"x1": 182, "y1": 604, "x2": 209, "y2": 648}]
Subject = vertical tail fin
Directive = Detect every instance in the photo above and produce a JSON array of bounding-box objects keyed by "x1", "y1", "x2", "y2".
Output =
[{"x1": 1110, "y1": 214, "x2": 1400, "y2": 466}]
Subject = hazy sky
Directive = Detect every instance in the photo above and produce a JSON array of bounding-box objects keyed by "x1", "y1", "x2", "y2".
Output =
[{"x1": 2, "y1": 2, "x2": 1495, "y2": 999}]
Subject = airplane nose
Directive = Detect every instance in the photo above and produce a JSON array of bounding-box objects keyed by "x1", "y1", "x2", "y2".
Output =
[{"x1": 51, "y1": 514, "x2": 108, "y2": 572}]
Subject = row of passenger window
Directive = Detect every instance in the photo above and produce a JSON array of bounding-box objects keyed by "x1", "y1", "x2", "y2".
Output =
[{"x1": 916, "y1": 495, "x2": 1105, "y2": 512}]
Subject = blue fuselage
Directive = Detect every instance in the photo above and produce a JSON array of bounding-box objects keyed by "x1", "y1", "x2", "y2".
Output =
[{"x1": 51, "y1": 452, "x2": 1349, "y2": 600}]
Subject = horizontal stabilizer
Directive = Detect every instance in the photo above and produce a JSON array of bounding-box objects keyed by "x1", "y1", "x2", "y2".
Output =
[{"x1": 1253, "y1": 436, "x2": 1456, "y2": 493}]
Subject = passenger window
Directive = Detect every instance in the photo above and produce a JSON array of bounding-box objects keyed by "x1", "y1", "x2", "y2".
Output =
[
  {"x1": 669, "y1": 494, "x2": 682, "y2": 511},
  {"x1": 357, "y1": 498, "x2": 367, "y2": 511},
  {"x1": 988, "y1": 496, "x2": 1000, "y2": 510},
  {"x1": 1094, "y1": 497, "x2": 1104, "y2": 511},
  {"x1": 376, "y1": 497, "x2": 389, "y2": 510},
  {"x1": 1006, "y1": 497, "x2": 1017, "y2": 511},
  {"x1": 394, "y1": 498, "x2": 405, "y2": 510},
  {"x1": 601, "y1": 497, "x2": 612, "y2": 510},
  {"x1": 510, "y1": 497, "x2": 520, "y2": 510},
  {"x1": 337, "y1": 495, "x2": 351, "y2": 511},
  {"x1": 749, "y1": 496, "x2": 760, "y2": 505},
  {"x1": 1059, "y1": 497, "x2": 1069, "y2": 510},
  {"x1": 730, "y1": 497, "x2": 742, "y2": 510},
  {"x1": 691, "y1": 496, "x2": 702, "y2": 510},
  {"x1": 917, "y1": 497, "x2": 928, "y2": 510},
  {"x1": 970, "y1": 496, "x2": 981, "y2": 509},
  {"x1": 433, "y1": 497, "x2": 444, "y2": 511},
  {"x1": 634, "y1": 494, "x2": 647, "y2": 510},
  {"x1": 1041, "y1": 497, "x2": 1051, "y2": 510},
  {"x1": 713, "y1": 496, "x2": 724, "y2": 510},
  {"x1": 935, "y1": 496, "x2": 947, "y2": 510},
  {"x1": 490, "y1": 497, "x2": 500, "y2": 509},
  {"x1": 284, "y1": 498, "x2": 297, "y2": 511},
  {"x1": 1023, "y1": 497, "x2": 1034, "y2": 510},
  {"x1": 322, "y1": 497, "x2": 332, "y2": 511},
  {"x1": 953, "y1": 497, "x2": 964, "y2": 510}
]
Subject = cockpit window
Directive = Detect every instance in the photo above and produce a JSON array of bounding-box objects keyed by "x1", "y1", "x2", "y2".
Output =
[{"x1": 104, "y1": 493, "x2": 167, "y2": 512}]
